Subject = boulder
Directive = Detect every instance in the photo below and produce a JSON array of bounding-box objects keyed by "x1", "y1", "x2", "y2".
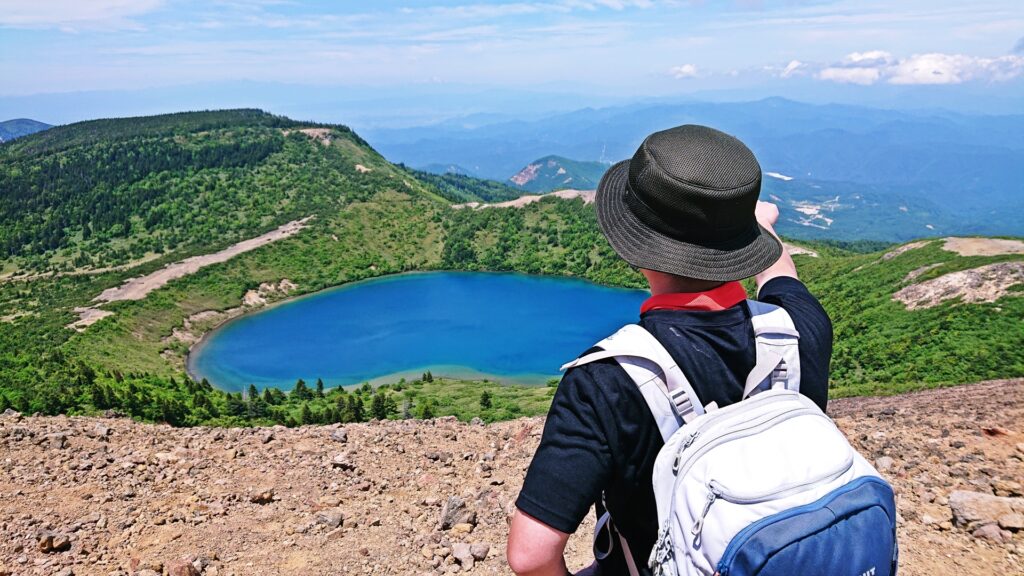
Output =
[
  {"x1": 949, "y1": 491, "x2": 1024, "y2": 529},
  {"x1": 452, "y1": 542, "x2": 474, "y2": 570},
  {"x1": 874, "y1": 456, "x2": 895, "y2": 473},
  {"x1": 165, "y1": 557, "x2": 200, "y2": 576},
  {"x1": 972, "y1": 523, "x2": 1012, "y2": 544},
  {"x1": 250, "y1": 487, "x2": 275, "y2": 504},
  {"x1": 331, "y1": 454, "x2": 356, "y2": 471},
  {"x1": 998, "y1": 512, "x2": 1024, "y2": 531},
  {"x1": 38, "y1": 531, "x2": 71, "y2": 553},
  {"x1": 469, "y1": 543, "x2": 490, "y2": 561},
  {"x1": 439, "y1": 496, "x2": 476, "y2": 530},
  {"x1": 331, "y1": 428, "x2": 348, "y2": 443},
  {"x1": 316, "y1": 509, "x2": 344, "y2": 529}
]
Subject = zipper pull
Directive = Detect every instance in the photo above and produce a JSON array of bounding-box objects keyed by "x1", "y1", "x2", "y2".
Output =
[
  {"x1": 672, "y1": 432, "x2": 699, "y2": 473},
  {"x1": 683, "y1": 431, "x2": 699, "y2": 448},
  {"x1": 691, "y1": 485, "x2": 719, "y2": 548}
]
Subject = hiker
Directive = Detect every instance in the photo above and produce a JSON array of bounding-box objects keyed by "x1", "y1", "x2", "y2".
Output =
[{"x1": 507, "y1": 125, "x2": 837, "y2": 575}]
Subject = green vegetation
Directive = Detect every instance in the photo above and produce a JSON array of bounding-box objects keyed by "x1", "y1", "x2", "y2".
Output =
[
  {"x1": 401, "y1": 166, "x2": 525, "y2": 203},
  {"x1": 1, "y1": 109, "x2": 1022, "y2": 427}
]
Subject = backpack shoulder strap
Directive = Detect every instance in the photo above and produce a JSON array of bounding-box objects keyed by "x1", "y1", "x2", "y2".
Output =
[
  {"x1": 560, "y1": 324, "x2": 703, "y2": 442},
  {"x1": 744, "y1": 299, "x2": 802, "y2": 398}
]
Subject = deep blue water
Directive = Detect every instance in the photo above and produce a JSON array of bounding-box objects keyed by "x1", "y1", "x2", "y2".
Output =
[{"x1": 188, "y1": 272, "x2": 648, "y2": 392}]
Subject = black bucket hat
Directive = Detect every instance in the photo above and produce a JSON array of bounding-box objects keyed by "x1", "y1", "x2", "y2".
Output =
[{"x1": 595, "y1": 124, "x2": 781, "y2": 282}]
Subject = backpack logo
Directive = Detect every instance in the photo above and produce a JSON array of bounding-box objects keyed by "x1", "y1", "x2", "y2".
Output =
[{"x1": 859, "y1": 567, "x2": 876, "y2": 576}]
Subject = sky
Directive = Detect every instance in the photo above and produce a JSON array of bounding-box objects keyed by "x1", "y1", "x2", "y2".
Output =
[{"x1": 1, "y1": 0, "x2": 1023, "y2": 123}]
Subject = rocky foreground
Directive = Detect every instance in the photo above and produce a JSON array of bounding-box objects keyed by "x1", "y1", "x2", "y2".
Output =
[{"x1": 1, "y1": 380, "x2": 1022, "y2": 576}]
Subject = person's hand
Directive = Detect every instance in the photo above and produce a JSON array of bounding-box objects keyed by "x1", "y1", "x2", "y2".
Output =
[{"x1": 755, "y1": 201, "x2": 779, "y2": 229}]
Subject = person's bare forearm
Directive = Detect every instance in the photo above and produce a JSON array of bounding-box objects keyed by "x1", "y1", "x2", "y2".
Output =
[
  {"x1": 753, "y1": 201, "x2": 798, "y2": 294},
  {"x1": 755, "y1": 223, "x2": 797, "y2": 293}
]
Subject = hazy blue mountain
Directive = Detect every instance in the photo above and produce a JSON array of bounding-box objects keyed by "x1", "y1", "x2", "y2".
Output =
[
  {"x1": 508, "y1": 155, "x2": 609, "y2": 193},
  {"x1": 0, "y1": 118, "x2": 51, "y2": 142},
  {"x1": 362, "y1": 98, "x2": 1024, "y2": 237},
  {"x1": 419, "y1": 163, "x2": 477, "y2": 176}
]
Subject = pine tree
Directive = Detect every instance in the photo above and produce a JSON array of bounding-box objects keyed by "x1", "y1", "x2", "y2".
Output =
[
  {"x1": 371, "y1": 392, "x2": 388, "y2": 420},
  {"x1": 315, "y1": 378, "x2": 325, "y2": 398},
  {"x1": 247, "y1": 384, "x2": 259, "y2": 400},
  {"x1": 293, "y1": 378, "x2": 311, "y2": 400},
  {"x1": 419, "y1": 400, "x2": 435, "y2": 420},
  {"x1": 353, "y1": 395, "x2": 365, "y2": 422},
  {"x1": 300, "y1": 403, "x2": 313, "y2": 425},
  {"x1": 479, "y1": 390, "x2": 492, "y2": 410}
]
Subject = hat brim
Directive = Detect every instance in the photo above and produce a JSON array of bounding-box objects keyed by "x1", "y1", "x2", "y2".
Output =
[{"x1": 595, "y1": 160, "x2": 782, "y2": 282}]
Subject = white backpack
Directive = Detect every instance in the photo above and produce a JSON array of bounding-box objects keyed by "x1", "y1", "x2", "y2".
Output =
[{"x1": 562, "y1": 300, "x2": 898, "y2": 576}]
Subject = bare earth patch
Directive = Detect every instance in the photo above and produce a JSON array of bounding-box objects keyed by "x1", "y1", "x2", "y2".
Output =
[
  {"x1": 509, "y1": 163, "x2": 541, "y2": 186},
  {"x1": 883, "y1": 240, "x2": 932, "y2": 261},
  {"x1": 893, "y1": 262, "x2": 1024, "y2": 310},
  {"x1": 784, "y1": 242, "x2": 819, "y2": 258},
  {"x1": 941, "y1": 237, "x2": 1024, "y2": 257},
  {"x1": 452, "y1": 190, "x2": 595, "y2": 210},
  {"x1": 68, "y1": 218, "x2": 311, "y2": 330},
  {"x1": 0, "y1": 253, "x2": 165, "y2": 284},
  {"x1": 283, "y1": 128, "x2": 332, "y2": 146}
]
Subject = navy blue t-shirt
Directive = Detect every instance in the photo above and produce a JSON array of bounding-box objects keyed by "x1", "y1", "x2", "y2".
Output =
[{"x1": 515, "y1": 276, "x2": 833, "y2": 575}]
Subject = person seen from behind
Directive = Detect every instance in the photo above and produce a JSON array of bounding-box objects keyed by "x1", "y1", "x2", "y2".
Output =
[{"x1": 507, "y1": 125, "x2": 834, "y2": 575}]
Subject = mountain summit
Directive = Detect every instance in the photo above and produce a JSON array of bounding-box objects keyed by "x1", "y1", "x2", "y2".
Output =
[
  {"x1": 0, "y1": 118, "x2": 51, "y2": 142},
  {"x1": 508, "y1": 155, "x2": 608, "y2": 193}
]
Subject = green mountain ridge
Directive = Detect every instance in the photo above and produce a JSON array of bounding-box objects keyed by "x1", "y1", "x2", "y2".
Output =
[
  {"x1": 1, "y1": 109, "x2": 1021, "y2": 428},
  {"x1": 508, "y1": 155, "x2": 609, "y2": 193}
]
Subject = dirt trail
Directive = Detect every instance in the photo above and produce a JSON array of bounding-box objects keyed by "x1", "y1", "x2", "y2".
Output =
[
  {"x1": 66, "y1": 218, "x2": 312, "y2": 331},
  {"x1": 453, "y1": 190, "x2": 595, "y2": 210},
  {"x1": 1, "y1": 380, "x2": 1021, "y2": 575}
]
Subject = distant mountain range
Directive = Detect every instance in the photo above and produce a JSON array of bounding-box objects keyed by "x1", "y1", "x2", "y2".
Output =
[
  {"x1": 506, "y1": 155, "x2": 608, "y2": 193},
  {"x1": 0, "y1": 118, "x2": 51, "y2": 142},
  {"x1": 363, "y1": 98, "x2": 1024, "y2": 237}
]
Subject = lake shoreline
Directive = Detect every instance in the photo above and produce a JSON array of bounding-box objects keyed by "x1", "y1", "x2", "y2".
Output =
[{"x1": 185, "y1": 269, "x2": 649, "y2": 392}]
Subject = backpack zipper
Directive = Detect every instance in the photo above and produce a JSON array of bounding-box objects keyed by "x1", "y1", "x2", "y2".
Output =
[
  {"x1": 690, "y1": 453, "x2": 855, "y2": 547},
  {"x1": 671, "y1": 405, "x2": 823, "y2": 477}
]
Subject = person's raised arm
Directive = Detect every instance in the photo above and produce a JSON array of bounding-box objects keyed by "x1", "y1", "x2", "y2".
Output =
[
  {"x1": 507, "y1": 509, "x2": 572, "y2": 576},
  {"x1": 753, "y1": 201, "x2": 798, "y2": 294}
]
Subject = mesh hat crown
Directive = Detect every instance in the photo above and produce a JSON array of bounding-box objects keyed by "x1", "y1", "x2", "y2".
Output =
[{"x1": 595, "y1": 125, "x2": 781, "y2": 281}]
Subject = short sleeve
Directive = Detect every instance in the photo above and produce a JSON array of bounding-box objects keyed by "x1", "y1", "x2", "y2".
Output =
[
  {"x1": 757, "y1": 276, "x2": 833, "y2": 411},
  {"x1": 515, "y1": 365, "x2": 613, "y2": 533}
]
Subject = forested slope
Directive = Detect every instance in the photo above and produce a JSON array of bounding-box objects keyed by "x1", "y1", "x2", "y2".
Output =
[{"x1": 1, "y1": 110, "x2": 1021, "y2": 429}]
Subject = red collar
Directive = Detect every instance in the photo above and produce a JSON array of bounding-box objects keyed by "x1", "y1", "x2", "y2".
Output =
[{"x1": 641, "y1": 281, "x2": 748, "y2": 314}]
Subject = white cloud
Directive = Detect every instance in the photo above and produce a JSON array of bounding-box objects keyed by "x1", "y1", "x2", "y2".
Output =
[
  {"x1": 0, "y1": 0, "x2": 162, "y2": 30},
  {"x1": 669, "y1": 63, "x2": 699, "y2": 78},
  {"x1": 888, "y1": 53, "x2": 1024, "y2": 84},
  {"x1": 818, "y1": 66, "x2": 882, "y2": 85},
  {"x1": 780, "y1": 59, "x2": 806, "y2": 78},
  {"x1": 809, "y1": 50, "x2": 1024, "y2": 85}
]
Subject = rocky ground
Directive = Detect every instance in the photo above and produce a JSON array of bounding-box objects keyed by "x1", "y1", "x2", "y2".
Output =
[{"x1": 1, "y1": 379, "x2": 1022, "y2": 576}]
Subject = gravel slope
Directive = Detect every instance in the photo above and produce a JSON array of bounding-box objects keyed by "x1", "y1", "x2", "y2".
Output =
[{"x1": 1, "y1": 379, "x2": 1021, "y2": 575}]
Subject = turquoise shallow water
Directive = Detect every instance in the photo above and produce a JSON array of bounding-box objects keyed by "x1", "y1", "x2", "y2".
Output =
[{"x1": 187, "y1": 272, "x2": 649, "y2": 392}]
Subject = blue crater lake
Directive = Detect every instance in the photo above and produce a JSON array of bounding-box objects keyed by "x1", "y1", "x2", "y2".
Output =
[{"x1": 188, "y1": 272, "x2": 649, "y2": 392}]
